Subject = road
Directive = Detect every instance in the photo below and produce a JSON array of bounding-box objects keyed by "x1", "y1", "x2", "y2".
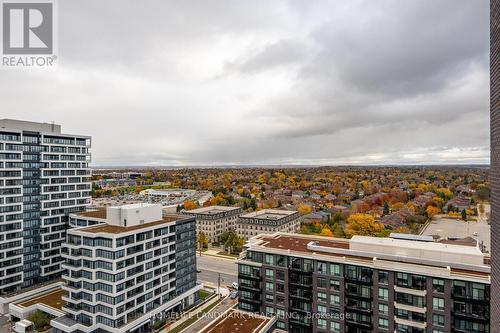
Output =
[
  {"x1": 196, "y1": 254, "x2": 238, "y2": 288},
  {"x1": 421, "y1": 205, "x2": 490, "y2": 253}
]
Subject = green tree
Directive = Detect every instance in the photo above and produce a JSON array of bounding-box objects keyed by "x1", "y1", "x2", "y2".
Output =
[
  {"x1": 383, "y1": 202, "x2": 390, "y2": 215},
  {"x1": 461, "y1": 209, "x2": 467, "y2": 221}
]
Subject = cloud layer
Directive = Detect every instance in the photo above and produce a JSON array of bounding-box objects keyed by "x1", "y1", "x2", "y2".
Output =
[{"x1": 0, "y1": 0, "x2": 489, "y2": 166}]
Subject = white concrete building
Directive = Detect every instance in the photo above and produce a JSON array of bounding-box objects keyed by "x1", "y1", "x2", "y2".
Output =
[
  {"x1": 182, "y1": 205, "x2": 243, "y2": 243},
  {"x1": 236, "y1": 209, "x2": 301, "y2": 240},
  {"x1": 0, "y1": 119, "x2": 91, "y2": 291},
  {"x1": 53, "y1": 204, "x2": 201, "y2": 333}
]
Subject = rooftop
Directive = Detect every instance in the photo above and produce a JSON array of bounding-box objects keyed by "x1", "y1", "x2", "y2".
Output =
[
  {"x1": 186, "y1": 205, "x2": 241, "y2": 215},
  {"x1": 76, "y1": 214, "x2": 183, "y2": 234},
  {"x1": 240, "y1": 209, "x2": 297, "y2": 220},
  {"x1": 76, "y1": 209, "x2": 107, "y2": 219},
  {"x1": 0, "y1": 119, "x2": 61, "y2": 134},
  {"x1": 200, "y1": 309, "x2": 274, "y2": 333},
  {"x1": 17, "y1": 289, "x2": 66, "y2": 311},
  {"x1": 244, "y1": 233, "x2": 490, "y2": 280}
]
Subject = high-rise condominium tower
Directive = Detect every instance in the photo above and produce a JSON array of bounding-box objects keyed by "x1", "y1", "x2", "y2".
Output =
[
  {"x1": 491, "y1": 0, "x2": 500, "y2": 331},
  {"x1": 0, "y1": 119, "x2": 91, "y2": 292}
]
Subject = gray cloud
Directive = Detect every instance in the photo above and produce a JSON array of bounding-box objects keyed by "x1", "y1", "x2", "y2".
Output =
[{"x1": 0, "y1": 0, "x2": 489, "y2": 166}]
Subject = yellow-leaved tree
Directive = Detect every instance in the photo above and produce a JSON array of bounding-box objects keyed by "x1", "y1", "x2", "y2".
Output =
[{"x1": 345, "y1": 213, "x2": 384, "y2": 238}]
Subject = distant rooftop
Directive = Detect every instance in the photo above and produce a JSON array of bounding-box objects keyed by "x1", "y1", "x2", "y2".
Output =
[
  {"x1": 240, "y1": 209, "x2": 298, "y2": 220},
  {"x1": 186, "y1": 205, "x2": 241, "y2": 215},
  {"x1": 0, "y1": 119, "x2": 61, "y2": 134}
]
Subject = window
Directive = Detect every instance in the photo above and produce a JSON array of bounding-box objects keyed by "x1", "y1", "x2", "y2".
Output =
[
  {"x1": 330, "y1": 322, "x2": 340, "y2": 332},
  {"x1": 379, "y1": 303, "x2": 388, "y2": 315},
  {"x1": 433, "y1": 297, "x2": 445, "y2": 311},
  {"x1": 433, "y1": 314, "x2": 445, "y2": 326},
  {"x1": 318, "y1": 292, "x2": 327, "y2": 303},
  {"x1": 265, "y1": 306, "x2": 274, "y2": 316},
  {"x1": 265, "y1": 269, "x2": 274, "y2": 279},
  {"x1": 276, "y1": 270, "x2": 285, "y2": 281},
  {"x1": 330, "y1": 279, "x2": 340, "y2": 291},
  {"x1": 433, "y1": 279, "x2": 445, "y2": 293},
  {"x1": 318, "y1": 318, "x2": 327, "y2": 330},
  {"x1": 317, "y1": 277, "x2": 327, "y2": 288},
  {"x1": 264, "y1": 254, "x2": 274, "y2": 265},
  {"x1": 330, "y1": 294, "x2": 340, "y2": 305},
  {"x1": 265, "y1": 282, "x2": 274, "y2": 292},
  {"x1": 379, "y1": 288, "x2": 389, "y2": 301},
  {"x1": 265, "y1": 294, "x2": 273, "y2": 302},
  {"x1": 317, "y1": 305, "x2": 327, "y2": 314},
  {"x1": 432, "y1": 330, "x2": 444, "y2": 333},
  {"x1": 379, "y1": 318, "x2": 389, "y2": 330},
  {"x1": 330, "y1": 263, "x2": 341, "y2": 276},
  {"x1": 378, "y1": 271, "x2": 389, "y2": 284},
  {"x1": 318, "y1": 261, "x2": 328, "y2": 274}
]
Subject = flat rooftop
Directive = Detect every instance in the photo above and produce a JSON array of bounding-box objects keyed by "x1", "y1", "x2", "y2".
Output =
[
  {"x1": 240, "y1": 209, "x2": 297, "y2": 220},
  {"x1": 187, "y1": 206, "x2": 241, "y2": 215},
  {"x1": 17, "y1": 289, "x2": 66, "y2": 310},
  {"x1": 75, "y1": 215, "x2": 185, "y2": 234},
  {"x1": 245, "y1": 233, "x2": 490, "y2": 280},
  {"x1": 200, "y1": 309, "x2": 273, "y2": 333},
  {"x1": 75, "y1": 209, "x2": 107, "y2": 219}
]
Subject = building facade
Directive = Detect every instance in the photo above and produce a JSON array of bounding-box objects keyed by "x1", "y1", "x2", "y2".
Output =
[
  {"x1": 237, "y1": 209, "x2": 301, "y2": 240},
  {"x1": 491, "y1": 1, "x2": 500, "y2": 331},
  {"x1": 0, "y1": 119, "x2": 91, "y2": 292},
  {"x1": 53, "y1": 203, "x2": 200, "y2": 333},
  {"x1": 182, "y1": 205, "x2": 242, "y2": 243},
  {"x1": 238, "y1": 233, "x2": 490, "y2": 333}
]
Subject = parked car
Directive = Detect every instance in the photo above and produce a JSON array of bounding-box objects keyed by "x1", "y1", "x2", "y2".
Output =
[
  {"x1": 230, "y1": 291, "x2": 238, "y2": 299},
  {"x1": 231, "y1": 282, "x2": 238, "y2": 289}
]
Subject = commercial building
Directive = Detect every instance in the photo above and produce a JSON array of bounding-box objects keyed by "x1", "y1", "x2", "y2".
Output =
[
  {"x1": 491, "y1": 1, "x2": 500, "y2": 331},
  {"x1": 182, "y1": 205, "x2": 243, "y2": 243},
  {"x1": 237, "y1": 232, "x2": 490, "y2": 333},
  {"x1": 0, "y1": 119, "x2": 91, "y2": 292},
  {"x1": 237, "y1": 209, "x2": 301, "y2": 240},
  {"x1": 52, "y1": 203, "x2": 201, "y2": 333}
]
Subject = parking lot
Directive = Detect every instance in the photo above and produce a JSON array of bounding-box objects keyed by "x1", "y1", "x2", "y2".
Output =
[{"x1": 421, "y1": 212, "x2": 490, "y2": 253}]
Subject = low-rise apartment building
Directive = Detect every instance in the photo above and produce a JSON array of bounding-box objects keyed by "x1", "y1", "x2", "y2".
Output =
[
  {"x1": 52, "y1": 203, "x2": 201, "y2": 333},
  {"x1": 237, "y1": 233, "x2": 490, "y2": 333},
  {"x1": 237, "y1": 209, "x2": 301, "y2": 240},
  {"x1": 182, "y1": 205, "x2": 242, "y2": 243}
]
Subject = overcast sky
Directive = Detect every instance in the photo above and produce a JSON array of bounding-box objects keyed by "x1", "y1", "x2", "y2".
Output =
[{"x1": 1, "y1": 0, "x2": 489, "y2": 166}]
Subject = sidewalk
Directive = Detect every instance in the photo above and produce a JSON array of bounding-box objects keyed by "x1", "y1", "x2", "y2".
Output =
[
  {"x1": 160, "y1": 294, "x2": 221, "y2": 333},
  {"x1": 198, "y1": 248, "x2": 239, "y2": 260}
]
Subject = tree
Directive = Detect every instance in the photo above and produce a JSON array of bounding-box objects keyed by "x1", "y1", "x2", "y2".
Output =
[
  {"x1": 183, "y1": 200, "x2": 198, "y2": 210},
  {"x1": 197, "y1": 231, "x2": 208, "y2": 252},
  {"x1": 345, "y1": 213, "x2": 384, "y2": 238},
  {"x1": 298, "y1": 204, "x2": 312, "y2": 215},
  {"x1": 461, "y1": 209, "x2": 467, "y2": 221},
  {"x1": 28, "y1": 311, "x2": 51, "y2": 331},
  {"x1": 320, "y1": 227, "x2": 333, "y2": 237},
  {"x1": 426, "y1": 206, "x2": 440, "y2": 219},
  {"x1": 383, "y1": 202, "x2": 390, "y2": 215}
]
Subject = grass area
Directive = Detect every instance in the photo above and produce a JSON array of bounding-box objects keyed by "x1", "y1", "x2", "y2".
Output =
[
  {"x1": 198, "y1": 289, "x2": 212, "y2": 301},
  {"x1": 167, "y1": 298, "x2": 222, "y2": 333},
  {"x1": 216, "y1": 251, "x2": 239, "y2": 258}
]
